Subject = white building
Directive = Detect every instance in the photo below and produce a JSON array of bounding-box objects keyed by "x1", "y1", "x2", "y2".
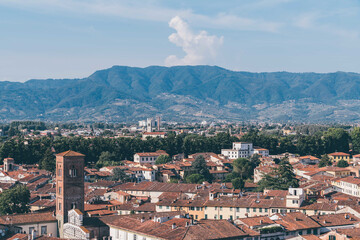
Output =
[
  {"x1": 331, "y1": 176, "x2": 360, "y2": 197},
  {"x1": 133, "y1": 150, "x2": 168, "y2": 165},
  {"x1": 221, "y1": 142, "x2": 254, "y2": 159},
  {"x1": 286, "y1": 188, "x2": 305, "y2": 208},
  {"x1": 253, "y1": 147, "x2": 270, "y2": 157},
  {"x1": 128, "y1": 167, "x2": 156, "y2": 183}
]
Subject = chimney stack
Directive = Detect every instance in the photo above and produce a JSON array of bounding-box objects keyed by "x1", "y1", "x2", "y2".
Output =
[{"x1": 172, "y1": 223, "x2": 177, "y2": 229}]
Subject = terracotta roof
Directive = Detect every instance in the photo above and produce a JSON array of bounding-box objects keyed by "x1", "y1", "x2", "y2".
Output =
[
  {"x1": 136, "y1": 152, "x2": 168, "y2": 157},
  {"x1": 0, "y1": 211, "x2": 56, "y2": 225},
  {"x1": 301, "y1": 235, "x2": 321, "y2": 240},
  {"x1": 56, "y1": 150, "x2": 85, "y2": 157},
  {"x1": 273, "y1": 212, "x2": 321, "y2": 231},
  {"x1": 299, "y1": 155, "x2": 320, "y2": 160},
  {"x1": 143, "y1": 132, "x2": 166, "y2": 135},
  {"x1": 7, "y1": 233, "x2": 28, "y2": 240},
  {"x1": 337, "y1": 228, "x2": 360, "y2": 238},
  {"x1": 328, "y1": 152, "x2": 350, "y2": 156},
  {"x1": 311, "y1": 213, "x2": 360, "y2": 227},
  {"x1": 116, "y1": 182, "x2": 202, "y2": 193},
  {"x1": 238, "y1": 216, "x2": 274, "y2": 227},
  {"x1": 336, "y1": 176, "x2": 360, "y2": 185}
]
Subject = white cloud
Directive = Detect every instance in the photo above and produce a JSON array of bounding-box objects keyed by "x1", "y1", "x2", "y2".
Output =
[{"x1": 165, "y1": 16, "x2": 224, "y2": 66}]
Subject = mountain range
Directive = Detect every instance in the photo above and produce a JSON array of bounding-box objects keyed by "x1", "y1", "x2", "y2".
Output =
[{"x1": 1, "y1": 65, "x2": 360, "y2": 123}]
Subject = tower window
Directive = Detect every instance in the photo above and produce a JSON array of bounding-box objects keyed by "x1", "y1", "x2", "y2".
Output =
[
  {"x1": 69, "y1": 166, "x2": 77, "y2": 177},
  {"x1": 71, "y1": 202, "x2": 77, "y2": 209}
]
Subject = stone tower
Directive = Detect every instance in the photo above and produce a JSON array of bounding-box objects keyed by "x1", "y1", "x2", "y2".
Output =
[
  {"x1": 55, "y1": 150, "x2": 85, "y2": 237},
  {"x1": 3, "y1": 158, "x2": 15, "y2": 172}
]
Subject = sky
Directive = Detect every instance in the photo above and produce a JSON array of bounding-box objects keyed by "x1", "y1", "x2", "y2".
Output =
[{"x1": 0, "y1": 0, "x2": 360, "y2": 82}]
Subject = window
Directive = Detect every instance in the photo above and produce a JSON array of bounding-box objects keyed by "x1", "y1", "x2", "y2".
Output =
[
  {"x1": 58, "y1": 187, "x2": 62, "y2": 194},
  {"x1": 195, "y1": 215, "x2": 198, "y2": 219},
  {"x1": 259, "y1": 208, "x2": 262, "y2": 213},
  {"x1": 205, "y1": 206, "x2": 207, "y2": 210},
  {"x1": 58, "y1": 168, "x2": 62, "y2": 176},
  {"x1": 69, "y1": 166, "x2": 77, "y2": 177},
  {"x1": 220, "y1": 207, "x2": 223, "y2": 211},
  {"x1": 59, "y1": 203, "x2": 61, "y2": 210},
  {"x1": 215, "y1": 207, "x2": 218, "y2": 210},
  {"x1": 205, "y1": 214, "x2": 208, "y2": 219},
  {"x1": 134, "y1": 234, "x2": 137, "y2": 240},
  {"x1": 328, "y1": 234, "x2": 336, "y2": 240},
  {"x1": 253, "y1": 208, "x2": 257, "y2": 212},
  {"x1": 159, "y1": 206, "x2": 162, "y2": 209},
  {"x1": 166, "y1": 206, "x2": 170, "y2": 209},
  {"x1": 214, "y1": 215, "x2": 217, "y2": 219},
  {"x1": 246, "y1": 208, "x2": 250, "y2": 213},
  {"x1": 230, "y1": 207, "x2": 233, "y2": 211},
  {"x1": 29, "y1": 227, "x2": 35, "y2": 234},
  {"x1": 307, "y1": 229, "x2": 311, "y2": 234},
  {"x1": 71, "y1": 202, "x2": 77, "y2": 209},
  {"x1": 230, "y1": 215, "x2": 233, "y2": 220},
  {"x1": 220, "y1": 215, "x2": 223, "y2": 219},
  {"x1": 313, "y1": 229, "x2": 318, "y2": 235},
  {"x1": 41, "y1": 226, "x2": 47, "y2": 235},
  {"x1": 265, "y1": 208, "x2": 268, "y2": 213}
]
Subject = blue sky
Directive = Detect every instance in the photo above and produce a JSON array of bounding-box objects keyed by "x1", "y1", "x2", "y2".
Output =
[{"x1": 0, "y1": 0, "x2": 360, "y2": 81}]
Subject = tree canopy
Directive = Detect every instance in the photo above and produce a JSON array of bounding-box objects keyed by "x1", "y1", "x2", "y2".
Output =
[
  {"x1": 189, "y1": 155, "x2": 213, "y2": 183},
  {"x1": 337, "y1": 160, "x2": 349, "y2": 168},
  {"x1": 0, "y1": 184, "x2": 30, "y2": 215},
  {"x1": 258, "y1": 159, "x2": 299, "y2": 191},
  {"x1": 155, "y1": 155, "x2": 171, "y2": 165}
]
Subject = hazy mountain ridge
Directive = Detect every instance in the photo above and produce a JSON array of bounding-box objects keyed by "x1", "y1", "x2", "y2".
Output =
[{"x1": 1, "y1": 65, "x2": 360, "y2": 122}]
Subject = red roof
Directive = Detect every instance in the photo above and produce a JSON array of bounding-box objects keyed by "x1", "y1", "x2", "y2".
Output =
[
  {"x1": 328, "y1": 152, "x2": 350, "y2": 156},
  {"x1": 56, "y1": 150, "x2": 85, "y2": 157}
]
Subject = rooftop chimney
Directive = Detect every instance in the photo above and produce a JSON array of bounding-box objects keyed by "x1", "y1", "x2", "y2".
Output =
[
  {"x1": 141, "y1": 217, "x2": 145, "y2": 223},
  {"x1": 172, "y1": 223, "x2": 177, "y2": 229}
]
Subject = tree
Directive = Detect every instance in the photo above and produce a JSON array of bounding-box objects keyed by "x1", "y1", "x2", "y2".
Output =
[
  {"x1": 233, "y1": 158, "x2": 253, "y2": 180},
  {"x1": 258, "y1": 159, "x2": 299, "y2": 190},
  {"x1": 318, "y1": 154, "x2": 332, "y2": 167},
  {"x1": 351, "y1": 127, "x2": 360, "y2": 154},
  {"x1": 111, "y1": 168, "x2": 131, "y2": 182},
  {"x1": 190, "y1": 155, "x2": 213, "y2": 182},
  {"x1": 0, "y1": 184, "x2": 30, "y2": 214},
  {"x1": 186, "y1": 174, "x2": 205, "y2": 184},
  {"x1": 323, "y1": 128, "x2": 350, "y2": 153},
  {"x1": 337, "y1": 160, "x2": 349, "y2": 168},
  {"x1": 40, "y1": 148, "x2": 56, "y2": 172},
  {"x1": 249, "y1": 154, "x2": 261, "y2": 169},
  {"x1": 232, "y1": 178, "x2": 245, "y2": 191},
  {"x1": 155, "y1": 155, "x2": 171, "y2": 165},
  {"x1": 95, "y1": 151, "x2": 117, "y2": 168}
]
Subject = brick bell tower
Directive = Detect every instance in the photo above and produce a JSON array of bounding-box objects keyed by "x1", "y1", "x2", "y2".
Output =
[{"x1": 55, "y1": 150, "x2": 85, "y2": 237}]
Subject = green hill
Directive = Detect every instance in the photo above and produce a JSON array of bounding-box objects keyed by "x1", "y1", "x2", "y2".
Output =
[{"x1": 1, "y1": 65, "x2": 360, "y2": 122}]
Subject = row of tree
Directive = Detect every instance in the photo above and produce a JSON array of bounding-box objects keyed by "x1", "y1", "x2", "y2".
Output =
[{"x1": 240, "y1": 127, "x2": 360, "y2": 156}]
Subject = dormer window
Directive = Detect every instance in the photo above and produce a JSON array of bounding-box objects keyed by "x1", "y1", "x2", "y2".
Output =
[{"x1": 69, "y1": 166, "x2": 77, "y2": 177}]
